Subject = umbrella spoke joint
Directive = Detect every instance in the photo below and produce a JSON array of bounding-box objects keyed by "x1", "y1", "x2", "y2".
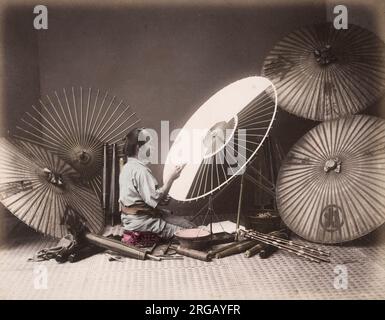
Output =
[{"x1": 43, "y1": 168, "x2": 64, "y2": 187}]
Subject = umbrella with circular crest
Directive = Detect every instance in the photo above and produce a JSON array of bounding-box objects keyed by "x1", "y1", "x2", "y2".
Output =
[{"x1": 276, "y1": 115, "x2": 385, "y2": 243}]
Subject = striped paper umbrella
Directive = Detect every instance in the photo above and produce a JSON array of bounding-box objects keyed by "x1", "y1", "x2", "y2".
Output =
[
  {"x1": 262, "y1": 23, "x2": 385, "y2": 121},
  {"x1": 276, "y1": 115, "x2": 385, "y2": 243},
  {"x1": 14, "y1": 87, "x2": 140, "y2": 197},
  {"x1": 0, "y1": 138, "x2": 104, "y2": 238}
]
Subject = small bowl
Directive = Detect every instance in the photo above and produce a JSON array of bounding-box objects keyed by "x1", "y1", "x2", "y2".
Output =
[
  {"x1": 246, "y1": 210, "x2": 282, "y2": 234},
  {"x1": 175, "y1": 228, "x2": 211, "y2": 250}
]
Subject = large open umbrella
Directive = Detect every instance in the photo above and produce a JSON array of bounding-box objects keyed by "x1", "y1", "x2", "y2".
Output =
[
  {"x1": 0, "y1": 138, "x2": 104, "y2": 238},
  {"x1": 262, "y1": 23, "x2": 385, "y2": 121},
  {"x1": 276, "y1": 115, "x2": 385, "y2": 243},
  {"x1": 14, "y1": 87, "x2": 140, "y2": 197}
]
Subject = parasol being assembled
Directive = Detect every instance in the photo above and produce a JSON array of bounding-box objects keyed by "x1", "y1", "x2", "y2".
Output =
[{"x1": 119, "y1": 77, "x2": 277, "y2": 243}]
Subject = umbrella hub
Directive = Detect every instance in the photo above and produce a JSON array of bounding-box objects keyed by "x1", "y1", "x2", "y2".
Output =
[
  {"x1": 78, "y1": 150, "x2": 92, "y2": 165},
  {"x1": 324, "y1": 158, "x2": 342, "y2": 173},
  {"x1": 67, "y1": 145, "x2": 100, "y2": 178},
  {"x1": 203, "y1": 118, "x2": 237, "y2": 158},
  {"x1": 314, "y1": 45, "x2": 337, "y2": 66},
  {"x1": 43, "y1": 168, "x2": 64, "y2": 187}
]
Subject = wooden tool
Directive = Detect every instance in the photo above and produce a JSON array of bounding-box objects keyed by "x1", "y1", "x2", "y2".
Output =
[
  {"x1": 215, "y1": 240, "x2": 258, "y2": 259},
  {"x1": 208, "y1": 241, "x2": 240, "y2": 258},
  {"x1": 244, "y1": 243, "x2": 265, "y2": 258},
  {"x1": 259, "y1": 245, "x2": 278, "y2": 259},
  {"x1": 174, "y1": 246, "x2": 211, "y2": 262}
]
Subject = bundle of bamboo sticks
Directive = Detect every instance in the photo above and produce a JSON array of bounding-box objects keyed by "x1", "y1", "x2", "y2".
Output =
[{"x1": 241, "y1": 229, "x2": 331, "y2": 263}]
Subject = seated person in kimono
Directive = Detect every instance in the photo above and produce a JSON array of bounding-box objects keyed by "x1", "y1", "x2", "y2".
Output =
[{"x1": 119, "y1": 127, "x2": 196, "y2": 239}]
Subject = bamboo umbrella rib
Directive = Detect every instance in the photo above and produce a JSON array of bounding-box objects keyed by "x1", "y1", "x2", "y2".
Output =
[
  {"x1": 32, "y1": 103, "x2": 70, "y2": 146},
  {"x1": 93, "y1": 97, "x2": 118, "y2": 138},
  {"x1": 35, "y1": 184, "x2": 53, "y2": 234},
  {"x1": 62, "y1": 89, "x2": 79, "y2": 143},
  {"x1": 265, "y1": 58, "x2": 315, "y2": 113},
  {"x1": 44, "y1": 96, "x2": 75, "y2": 143},
  {"x1": 79, "y1": 87, "x2": 83, "y2": 142},
  {"x1": 83, "y1": 87, "x2": 92, "y2": 143},
  {"x1": 88, "y1": 92, "x2": 111, "y2": 140},
  {"x1": 18, "y1": 118, "x2": 69, "y2": 150},
  {"x1": 84, "y1": 88, "x2": 100, "y2": 147},
  {"x1": 98, "y1": 107, "x2": 133, "y2": 141},
  {"x1": 239, "y1": 93, "x2": 272, "y2": 119},
  {"x1": 238, "y1": 105, "x2": 275, "y2": 126},
  {"x1": 72, "y1": 87, "x2": 80, "y2": 139},
  {"x1": 106, "y1": 118, "x2": 142, "y2": 144},
  {"x1": 53, "y1": 91, "x2": 77, "y2": 144},
  {"x1": 279, "y1": 167, "x2": 328, "y2": 230},
  {"x1": 3, "y1": 183, "x2": 46, "y2": 220},
  {"x1": 191, "y1": 159, "x2": 209, "y2": 199}
]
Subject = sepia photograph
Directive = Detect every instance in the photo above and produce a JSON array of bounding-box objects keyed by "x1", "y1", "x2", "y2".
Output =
[{"x1": 0, "y1": 0, "x2": 384, "y2": 305}]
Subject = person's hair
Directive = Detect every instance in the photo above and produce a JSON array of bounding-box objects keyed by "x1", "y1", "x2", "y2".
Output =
[{"x1": 123, "y1": 127, "x2": 146, "y2": 157}]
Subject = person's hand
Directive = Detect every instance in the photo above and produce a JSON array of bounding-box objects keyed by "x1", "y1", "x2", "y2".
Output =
[
  {"x1": 159, "y1": 194, "x2": 171, "y2": 206},
  {"x1": 159, "y1": 165, "x2": 186, "y2": 196},
  {"x1": 169, "y1": 164, "x2": 185, "y2": 181}
]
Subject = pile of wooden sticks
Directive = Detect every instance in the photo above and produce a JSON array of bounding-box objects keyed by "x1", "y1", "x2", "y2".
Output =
[{"x1": 241, "y1": 229, "x2": 331, "y2": 263}]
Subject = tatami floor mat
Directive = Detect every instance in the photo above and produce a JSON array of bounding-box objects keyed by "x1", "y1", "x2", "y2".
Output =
[{"x1": 1, "y1": 228, "x2": 385, "y2": 299}]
